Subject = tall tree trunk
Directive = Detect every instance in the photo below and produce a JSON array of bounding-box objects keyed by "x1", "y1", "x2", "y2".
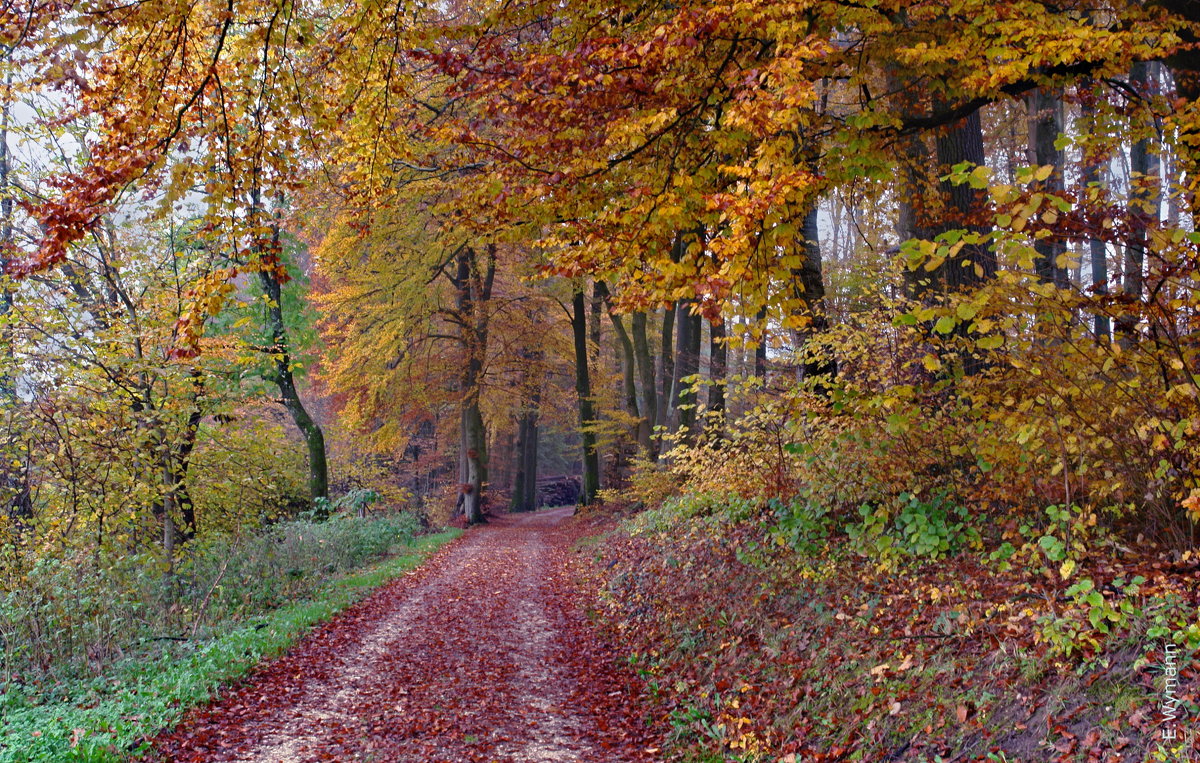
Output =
[
  {"x1": 589, "y1": 285, "x2": 602, "y2": 350},
  {"x1": 794, "y1": 205, "x2": 836, "y2": 383},
  {"x1": 572, "y1": 288, "x2": 600, "y2": 504},
  {"x1": 257, "y1": 191, "x2": 329, "y2": 512},
  {"x1": 521, "y1": 386, "x2": 541, "y2": 510},
  {"x1": 596, "y1": 282, "x2": 645, "y2": 450},
  {"x1": 161, "y1": 449, "x2": 177, "y2": 580},
  {"x1": 460, "y1": 403, "x2": 487, "y2": 523},
  {"x1": 1118, "y1": 62, "x2": 1160, "y2": 346},
  {"x1": 657, "y1": 303, "x2": 676, "y2": 428},
  {"x1": 1027, "y1": 87, "x2": 1070, "y2": 288},
  {"x1": 889, "y1": 66, "x2": 939, "y2": 299},
  {"x1": 0, "y1": 68, "x2": 31, "y2": 523},
  {"x1": 671, "y1": 299, "x2": 702, "y2": 436},
  {"x1": 522, "y1": 400, "x2": 539, "y2": 510},
  {"x1": 708, "y1": 318, "x2": 727, "y2": 415},
  {"x1": 512, "y1": 414, "x2": 529, "y2": 512},
  {"x1": 631, "y1": 312, "x2": 658, "y2": 455},
  {"x1": 934, "y1": 108, "x2": 996, "y2": 294},
  {"x1": 452, "y1": 245, "x2": 495, "y2": 524},
  {"x1": 754, "y1": 306, "x2": 768, "y2": 379},
  {"x1": 511, "y1": 352, "x2": 541, "y2": 513},
  {"x1": 172, "y1": 374, "x2": 205, "y2": 541},
  {"x1": 915, "y1": 106, "x2": 997, "y2": 375},
  {"x1": 1080, "y1": 82, "x2": 1111, "y2": 341}
]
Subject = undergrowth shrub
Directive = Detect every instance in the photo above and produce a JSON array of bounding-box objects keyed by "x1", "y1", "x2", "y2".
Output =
[
  {"x1": 767, "y1": 496, "x2": 833, "y2": 555},
  {"x1": 602, "y1": 453, "x2": 681, "y2": 509},
  {"x1": 846, "y1": 492, "x2": 980, "y2": 567},
  {"x1": 185, "y1": 413, "x2": 312, "y2": 534},
  {"x1": 0, "y1": 512, "x2": 422, "y2": 691}
]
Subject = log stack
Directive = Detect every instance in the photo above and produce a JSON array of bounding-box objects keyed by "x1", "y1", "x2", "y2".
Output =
[{"x1": 536, "y1": 475, "x2": 581, "y2": 508}]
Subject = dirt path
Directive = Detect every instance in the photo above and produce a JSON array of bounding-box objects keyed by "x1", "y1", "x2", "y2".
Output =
[{"x1": 152, "y1": 507, "x2": 661, "y2": 762}]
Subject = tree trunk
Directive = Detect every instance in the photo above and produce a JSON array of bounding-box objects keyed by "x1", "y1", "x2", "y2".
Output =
[
  {"x1": 589, "y1": 283, "x2": 603, "y2": 360},
  {"x1": 522, "y1": 387, "x2": 540, "y2": 510},
  {"x1": 657, "y1": 303, "x2": 675, "y2": 428},
  {"x1": 595, "y1": 282, "x2": 646, "y2": 450},
  {"x1": 0, "y1": 68, "x2": 31, "y2": 523},
  {"x1": 452, "y1": 245, "x2": 495, "y2": 524},
  {"x1": 254, "y1": 190, "x2": 329, "y2": 513},
  {"x1": 161, "y1": 445, "x2": 178, "y2": 581},
  {"x1": 522, "y1": 408, "x2": 539, "y2": 510},
  {"x1": 173, "y1": 375, "x2": 205, "y2": 541},
  {"x1": 708, "y1": 317, "x2": 727, "y2": 418},
  {"x1": 671, "y1": 299, "x2": 701, "y2": 436},
  {"x1": 460, "y1": 403, "x2": 486, "y2": 523},
  {"x1": 511, "y1": 361, "x2": 541, "y2": 512},
  {"x1": 572, "y1": 288, "x2": 600, "y2": 504},
  {"x1": 933, "y1": 107, "x2": 996, "y2": 293},
  {"x1": 889, "y1": 66, "x2": 938, "y2": 299},
  {"x1": 512, "y1": 414, "x2": 529, "y2": 511},
  {"x1": 1027, "y1": 87, "x2": 1069, "y2": 287},
  {"x1": 1118, "y1": 62, "x2": 1160, "y2": 346},
  {"x1": 914, "y1": 106, "x2": 997, "y2": 375},
  {"x1": 754, "y1": 306, "x2": 768, "y2": 379},
  {"x1": 631, "y1": 311, "x2": 658, "y2": 455},
  {"x1": 1080, "y1": 82, "x2": 1111, "y2": 341},
  {"x1": 794, "y1": 205, "x2": 836, "y2": 383}
]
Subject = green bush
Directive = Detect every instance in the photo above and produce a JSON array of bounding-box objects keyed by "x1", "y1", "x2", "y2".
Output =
[
  {"x1": 630, "y1": 492, "x2": 763, "y2": 536},
  {"x1": 847, "y1": 492, "x2": 979, "y2": 566},
  {"x1": 767, "y1": 497, "x2": 833, "y2": 555}
]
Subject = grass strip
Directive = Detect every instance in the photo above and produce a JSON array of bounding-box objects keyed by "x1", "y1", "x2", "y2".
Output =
[{"x1": 0, "y1": 529, "x2": 460, "y2": 762}]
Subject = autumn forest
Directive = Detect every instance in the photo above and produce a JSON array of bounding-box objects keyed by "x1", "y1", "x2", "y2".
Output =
[{"x1": 1, "y1": 0, "x2": 1200, "y2": 760}]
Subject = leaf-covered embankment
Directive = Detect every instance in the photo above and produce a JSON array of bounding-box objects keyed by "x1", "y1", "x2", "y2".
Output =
[{"x1": 582, "y1": 497, "x2": 1200, "y2": 762}]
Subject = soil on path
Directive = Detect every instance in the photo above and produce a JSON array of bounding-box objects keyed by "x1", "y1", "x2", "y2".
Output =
[{"x1": 152, "y1": 507, "x2": 661, "y2": 762}]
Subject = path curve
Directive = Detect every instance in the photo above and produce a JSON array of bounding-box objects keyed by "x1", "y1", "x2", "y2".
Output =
[{"x1": 152, "y1": 507, "x2": 660, "y2": 762}]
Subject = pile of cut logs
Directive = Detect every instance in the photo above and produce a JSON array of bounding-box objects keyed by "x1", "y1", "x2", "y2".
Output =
[{"x1": 535, "y1": 475, "x2": 581, "y2": 508}]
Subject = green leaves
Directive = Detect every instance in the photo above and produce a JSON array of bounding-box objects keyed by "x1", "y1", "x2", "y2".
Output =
[{"x1": 933, "y1": 316, "x2": 957, "y2": 335}]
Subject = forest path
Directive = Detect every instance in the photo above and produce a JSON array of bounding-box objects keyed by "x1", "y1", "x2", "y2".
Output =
[{"x1": 151, "y1": 506, "x2": 659, "y2": 762}]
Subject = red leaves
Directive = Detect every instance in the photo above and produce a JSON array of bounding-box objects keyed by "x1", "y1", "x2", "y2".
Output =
[
  {"x1": 150, "y1": 509, "x2": 662, "y2": 761},
  {"x1": 8, "y1": 142, "x2": 155, "y2": 277},
  {"x1": 585, "y1": 511, "x2": 1200, "y2": 761}
]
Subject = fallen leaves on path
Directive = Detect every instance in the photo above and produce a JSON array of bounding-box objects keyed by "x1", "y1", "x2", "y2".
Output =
[{"x1": 152, "y1": 507, "x2": 661, "y2": 762}]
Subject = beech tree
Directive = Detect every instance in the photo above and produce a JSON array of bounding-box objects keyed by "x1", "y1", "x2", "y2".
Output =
[{"x1": 6, "y1": 0, "x2": 1200, "y2": 537}]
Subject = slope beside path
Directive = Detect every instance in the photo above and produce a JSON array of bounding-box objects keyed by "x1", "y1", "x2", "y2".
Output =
[{"x1": 152, "y1": 506, "x2": 660, "y2": 762}]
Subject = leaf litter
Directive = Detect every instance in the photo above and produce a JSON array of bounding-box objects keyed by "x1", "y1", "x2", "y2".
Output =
[{"x1": 151, "y1": 507, "x2": 661, "y2": 762}]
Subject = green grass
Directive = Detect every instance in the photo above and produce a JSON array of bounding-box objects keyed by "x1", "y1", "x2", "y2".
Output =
[{"x1": 0, "y1": 530, "x2": 459, "y2": 762}]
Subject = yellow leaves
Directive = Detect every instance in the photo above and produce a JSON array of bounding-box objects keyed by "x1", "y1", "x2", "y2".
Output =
[
  {"x1": 1059, "y1": 558, "x2": 1076, "y2": 579},
  {"x1": 1009, "y1": 193, "x2": 1043, "y2": 232},
  {"x1": 781, "y1": 313, "x2": 812, "y2": 330}
]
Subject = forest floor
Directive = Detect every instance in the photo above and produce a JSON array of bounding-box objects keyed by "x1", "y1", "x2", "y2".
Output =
[{"x1": 150, "y1": 506, "x2": 661, "y2": 763}]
